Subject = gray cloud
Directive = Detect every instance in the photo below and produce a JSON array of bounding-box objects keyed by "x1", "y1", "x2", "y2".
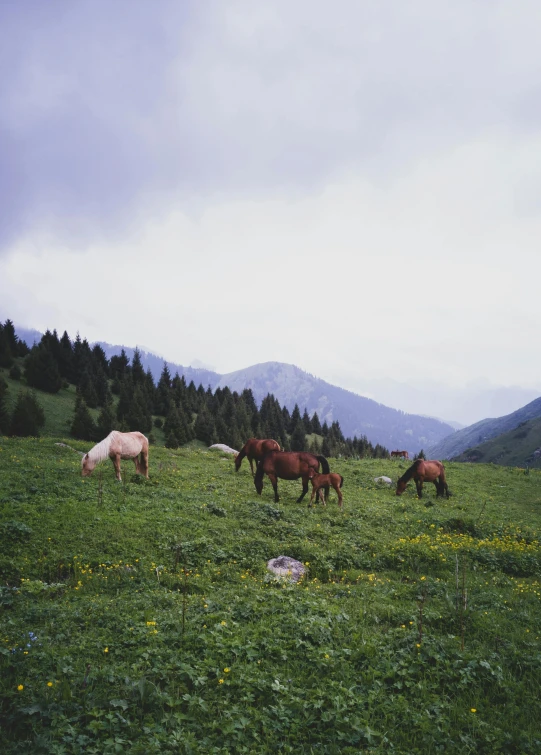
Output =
[{"x1": 2, "y1": 0, "x2": 541, "y2": 253}]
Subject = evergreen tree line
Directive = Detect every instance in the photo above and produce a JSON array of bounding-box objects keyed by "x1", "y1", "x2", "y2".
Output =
[{"x1": 0, "y1": 320, "x2": 389, "y2": 458}]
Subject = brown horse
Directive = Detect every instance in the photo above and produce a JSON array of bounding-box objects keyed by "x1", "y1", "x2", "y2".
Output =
[
  {"x1": 308, "y1": 468, "x2": 344, "y2": 508},
  {"x1": 391, "y1": 450, "x2": 409, "y2": 460},
  {"x1": 81, "y1": 430, "x2": 149, "y2": 482},
  {"x1": 395, "y1": 459, "x2": 449, "y2": 498},
  {"x1": 254, "y1": 451, "x2": 330, "y2": 503},
  {"x1": 235, "y1": 438, "x2": 281, "y2": 476}
]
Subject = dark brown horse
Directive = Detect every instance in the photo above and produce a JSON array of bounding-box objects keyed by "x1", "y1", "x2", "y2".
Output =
[
  {"x1": 254, "y1": 451, "x2": 330, "y2": 503},
  {"x1": 235, "y1": 438, "x2": 281, "y2": 476},
  {"x1": 308, "y1": 468, "x2": 344, "y2": 508},
  {"x1": 391, "y1": 450, "x2": 409, "y2": 460},
  {"x1": 396, "y1": 459, "x2": 449, "y2": 498}
]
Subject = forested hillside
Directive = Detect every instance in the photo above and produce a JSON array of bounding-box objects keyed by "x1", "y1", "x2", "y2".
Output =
[
  {"x1": 14, "y1": 326, "x2": 455, "y2": 455},
  {"x1": 0, "y1": 319, "x2": 388, "y2": 459}
]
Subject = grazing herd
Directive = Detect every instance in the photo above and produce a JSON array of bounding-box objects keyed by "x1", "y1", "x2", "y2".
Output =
[{"x1": 81, "y1": 432, "x2": 450, "y2": 506}]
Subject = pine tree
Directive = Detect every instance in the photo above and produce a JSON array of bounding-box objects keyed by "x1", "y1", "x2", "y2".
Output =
[
  {"x1": 0, "y1": 378, "x2": 10, "y2": 434},
  {"x1": 3, "y1": 319, "x2": 19, "y2": 356},
  {"x1": 0, "y1": 325, "x2": 13, "y2": 368},
  {"x1": 155, "y1": 363, "x2": 172, "y2": 416},
  {"x1": 70, "y1": 395, "x2": 97, "y2": 441},
  {"x1": 91, "y1": 344, "x2": 109, "y2": 377},
  {"x1": 124, "y1": 385, "x2": 152, "y2": 433},
  {"x1": 96, "y1": 400, "x2": 116, "y2": 438},
  {"x1": 193, "y1": 405, "x2": 216, "y2": 446},
  {"x1": 302, "y1": 408, "x2": 313, "y2": 434},
  {"x1": 78, "y1": 370, "x2": 99, "y2": 408},
  {"x1": 164, "y1": 404, "x2": 190, "y2": 447},
  {"x1": 131, "y1": 348, "x2": 145, "y2": 385},
  {"x1": 58, "y1": 331, "x2": 75, "y2": 382},
  {"x1": 110, "y1": 349, "x2": 130, "y2": 381},
  {"x1": 322, "y1": 436, "x2": 331, "y2": 457},
  {"x1": 10, "y1": 391, "x2": 46, "y2": 437},
  {"x1": 311, "y1": 411, "x2": 322, "y2": 435},
  {"x1": 290, "y1": 420, "x2": 307, "y2": 452},
  {"x1": 24, "y1": 345, "x2": 63, "y2": 393},
  {"x1": 289, "y1": 404, "x2": 302, "y2": 434},
  {"x1": 165, "y1": 431, "x2": 179, "y2": 449}
]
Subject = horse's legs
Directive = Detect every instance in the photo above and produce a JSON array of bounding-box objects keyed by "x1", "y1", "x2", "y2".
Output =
[
  {"x1": 318, "y1": 487, "x2": 326, "y2": 506},
  {"x1": 249, "y1": 457, "x2": 255, "y2": 477},
  {"x1": 267, "y1": 473, "x2": 279, "y2": 503},
  {"x1": 112, "y1": 455, "x2": 122, "y2": 482},
  {"x1": 142, "y1": 449, "x2": 149, "y2": 478},
  {"x1": 416, "y1": 479, "x2": 423, "y2": 498},
  {"x1": 296, "y1": 475, "x2": 310, "y2": 503},
  {"x1": 308, "y1": 486, "x2": 317, "y2": 507},
  {"x1": 335, "y1": 482, "x2": 343, "y2": 508}
]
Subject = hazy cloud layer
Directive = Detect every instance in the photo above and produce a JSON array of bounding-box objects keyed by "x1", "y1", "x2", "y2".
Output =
[{"x1": 1, "y1": 1, "x2": 540, "y2": 410}]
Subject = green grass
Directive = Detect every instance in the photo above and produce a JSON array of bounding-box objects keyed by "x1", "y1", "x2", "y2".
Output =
[{"x1": 1, "y1": 439, "x2": 541, "y2": 754}]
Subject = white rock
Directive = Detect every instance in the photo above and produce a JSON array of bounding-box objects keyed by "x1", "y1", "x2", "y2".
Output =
[
  {"x1": 208, "y1": 444, "x2": 238, "y2": 455},
  {"x1": 267, "y1": 556, "x2": 306, "y2": 583},
  {"x1": 374, "y1": 476, "x2": 393, "y2": 485}
]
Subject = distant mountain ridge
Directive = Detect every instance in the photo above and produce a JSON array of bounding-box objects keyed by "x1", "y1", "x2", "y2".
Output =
[
  {"x1": 453, "y1": 417, "x2": 541, "y2": 468},
  {"x1": 427, "y1": 396, "x2": 541, "y2": 459},
  {"x1": 14, "y1": 327, "x2": 455, "y2": 453},
  {"x1": 215, "y1": 361, "x2": 453, "y2": 453}
]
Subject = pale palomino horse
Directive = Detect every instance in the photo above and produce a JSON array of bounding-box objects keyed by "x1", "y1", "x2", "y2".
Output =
[{"x1": 81, "y1": 431, "x2": 149, "y2": 481}]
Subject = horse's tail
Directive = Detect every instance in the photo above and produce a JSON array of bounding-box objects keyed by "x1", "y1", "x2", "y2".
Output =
[
  {"x1": 439, "y1": 464, "x2": 450, "y2": 498},
  {"x1": 339, "y1": 475, "x2": 344, "y2": 488},
  {"x1": 316, "y1": 455, "x2": 330, "y2": 474},
  {"x1": 235, "y1": 447, "x2": 246, "y2": 472}
]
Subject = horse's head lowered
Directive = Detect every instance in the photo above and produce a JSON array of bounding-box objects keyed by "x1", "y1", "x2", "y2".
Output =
[
  {"x1": 395, "y1": 478, "x2": 407, "y2": 496},
  {"x1": 81, "y1": 453, "x2": 95, "y2": 477}
]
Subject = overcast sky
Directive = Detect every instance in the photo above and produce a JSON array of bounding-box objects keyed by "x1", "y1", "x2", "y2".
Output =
[{"x1": 1, "y1": 0, "x2": 541, "y2": 404}]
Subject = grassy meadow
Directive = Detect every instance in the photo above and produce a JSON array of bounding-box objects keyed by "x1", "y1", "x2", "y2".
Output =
[{"x1": 1, "y1": 437, "x2": 541, "y2": 754}]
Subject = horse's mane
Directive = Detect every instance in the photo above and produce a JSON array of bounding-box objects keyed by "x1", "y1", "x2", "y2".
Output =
[
  {"x1": 397, "y1": 459, "x2": 422, "y2": 484},
  {"x1": 86, "y1": 431, "x2": 118, "y2": 464}
]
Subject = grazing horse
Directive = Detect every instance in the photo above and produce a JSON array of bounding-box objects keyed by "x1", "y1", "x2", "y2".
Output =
[
  {"x1": 308, "y1": 468, "x2": 344, "y2": 508},
  {"x1": 254, "y1": 451, "x2": 330, "y2": 503},
  {"x1": 81, "y1": 431, "x2": 149, "y2": 482},
  {"x1": 395, "y1": 459, "x2": 449, "y2": 498},
  {"x1": 235, "y1": 438, "x2": 281, "y2": 476},
  {"x1": 391, "y1": 450, "x2": 409, "y2": 460}
]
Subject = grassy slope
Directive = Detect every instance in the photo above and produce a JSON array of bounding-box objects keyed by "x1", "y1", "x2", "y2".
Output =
[
  {"x1": 1, "y1": 368, "x2": 85, "y2": 438},
  {"x1": 1, "y1": 439, "x2": 541, "y2": 754},
  {"x1": 429, "y1": 396, "x2": 541, "y2": 460},
  {"x1": 454, "y1": 417, "x2": 541, "y2": 468}
]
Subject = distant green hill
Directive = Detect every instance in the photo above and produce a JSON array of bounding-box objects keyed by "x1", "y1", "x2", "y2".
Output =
[
  {"x1": 428, "y1": 396, "x2": 541, "y2": 460},
  {"x1": 453, "y1": 417, "x2": 541, "y2": 468}
]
